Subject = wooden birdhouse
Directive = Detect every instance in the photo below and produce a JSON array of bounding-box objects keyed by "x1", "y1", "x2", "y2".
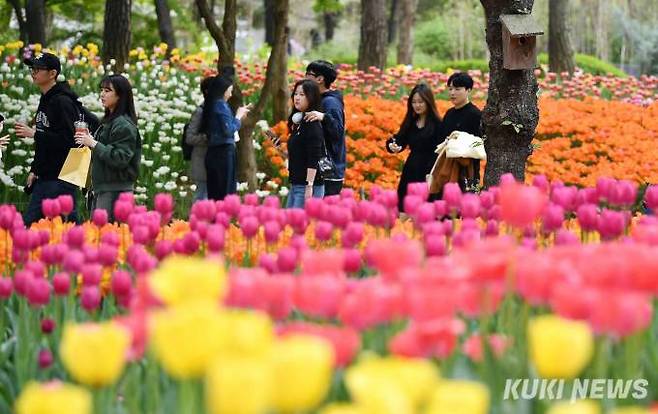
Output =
[{"x1": 500, "y1": 14, "x2": 544, "y2": 70}]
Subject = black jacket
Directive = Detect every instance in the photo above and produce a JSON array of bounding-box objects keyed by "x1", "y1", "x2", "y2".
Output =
[
  {"x1": 31, "y1": 83, "x2": 81, "y2": 180},
  {"x1": 320, "y1": 90, "x2": 346, "y2": 179},
  {"x1": 287, "y1": 120, "x2": 324, "y2": 185}
]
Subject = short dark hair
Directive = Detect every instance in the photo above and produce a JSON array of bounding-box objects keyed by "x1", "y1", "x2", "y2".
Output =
[
  {"x1": 447, "y1": 72, "x2": 474, "y2": 90},
  {"x1": 99, "y1": 75, "x2": 137, "y2": 124},
  {"x1": 305, "y1": 60, "x2": 337, "y2": 88}
]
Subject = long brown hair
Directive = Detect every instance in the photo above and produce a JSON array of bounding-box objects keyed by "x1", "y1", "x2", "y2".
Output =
[
  {"x1": 287, "y1": 79, "x2": 323, "y2": 133},
  {"x1": 397, "y1": 82, "x2": 442, "y2": 138}
]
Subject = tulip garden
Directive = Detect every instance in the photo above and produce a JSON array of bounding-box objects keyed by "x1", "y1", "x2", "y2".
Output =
[{"x1": 1, "y1": 42, "x2": 658, "y2": 414}]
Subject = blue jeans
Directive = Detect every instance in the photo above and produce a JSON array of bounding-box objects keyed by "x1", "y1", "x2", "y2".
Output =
[
  {"x1": 194, "y1": 181, "x2": 208, "y2": 201},
  {"x1": 286, "y1": 184, "x2": 324, "y2": 208},
  {"x1": 24, "y1": 179, "x2": 79, "y2": 227}
]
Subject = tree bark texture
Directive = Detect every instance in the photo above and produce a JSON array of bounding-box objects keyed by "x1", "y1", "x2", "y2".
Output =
[
  {"x1": 25, "y1": 0, "x2": 46, "y2": 46},
  {"x1": 358, "y1": 0, "x2": 387, "y2": 71},
  {"x1": 154, "y1": 0, "x2": 177, "y2": 53},
  {"x1": 386, "y1": 0, "x2": 399, "y2": 45},
  {"x1": 102, "y1": 0, "x2": 132, "y2": 69},
  {"x1": 323, "y1": 12, "x2": 337, "y2": 42},
  {"x1": 272, "y1": 25, "x2": 289, "y2": 124},
  {"x1": 548, "y1": 0, "x2": 575, "y2": 74},
  {"x1": 480, "y1": 0, "x2": 540, "y2": 187},
  {"x1": 397, "y1": 0, "x2": 417, "y2": 64},
  {"x1": 7, "y1": 0, "x2": 28, "y2": 46},
  {"x1": 264, "y1": 0, "x2": 275, "y2": 45}
]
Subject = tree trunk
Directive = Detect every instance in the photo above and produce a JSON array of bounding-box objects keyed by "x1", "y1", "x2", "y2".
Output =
[
  {"x1": 387, "y1": 0, "x2": 399, "y2": 45},
  {"x1": 25, "y1": 0, "x2": 46, "y2": 45},
  {"x1": 272, "y1": 26, "x2": 289, "y2": 124},
  {"x1": 480, "y1": 0, "x2": 540, "y2": 187},
  {"x1": 154, "y1": 0, "x2": 177, "y2": 53},
  {"x1": 396, "y1": 0, "x2": 416, "y2": 64},
  {"x1": 264, "y1": 0, "x2": 275, "y2": 45},
  {"x1": 7, "y1": 0, "x2": 28, "y2": 46},
  {"x1": 323, "y1": 12, "x2": 337, "y2": 42},
  {"x1": 595, "y1": 0, "x2": 608, "y2": 61},
  {"x1": 548, "y1": 0, "x2": 575, "y2": 74},
  {"x1": 102, "y1": 0, "x2": 132, "y2": 69},
  {"x1": 358, "y1": 0, "x2": 387, "y2": 71}
]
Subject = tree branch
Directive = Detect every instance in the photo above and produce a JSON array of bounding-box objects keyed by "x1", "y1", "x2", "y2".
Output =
[
  {"x1": 244, "y1": 0, "x2": 288, "y2": 125},
  {"x1": 7, "y1": 0, "x2": 25, "y2": 25},
  {"x1": 194, "y1": 0, "x2": 229, "y2": 56}
]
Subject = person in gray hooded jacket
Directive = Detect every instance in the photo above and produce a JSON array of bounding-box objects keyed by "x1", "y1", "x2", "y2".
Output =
[{"x1": 185, "y1": 77, "x2": 213, "y2": 201}]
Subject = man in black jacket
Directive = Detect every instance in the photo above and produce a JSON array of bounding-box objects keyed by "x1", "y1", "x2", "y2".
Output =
[
  {"x1": 15, "y1": 52, "x2": 80, "y2": 226},
  {"x1": 304, "y1": 60, "x2": 346, "y2": 196}
]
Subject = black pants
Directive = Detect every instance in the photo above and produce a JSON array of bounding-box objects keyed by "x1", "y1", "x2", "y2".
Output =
[
  {"x1": 24, "y1": 179, "x2": 79, "y2": 227},
  {"x1": 206, "y1": 144, "x2": 237, "y2": 200},
  {"x1": 323, "y1": 179, "x2": 343, "y2": 197}
]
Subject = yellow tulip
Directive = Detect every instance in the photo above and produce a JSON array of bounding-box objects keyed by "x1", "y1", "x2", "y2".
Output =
[
  {"x1": 345, "y1": 355, "x2": 440, "y2": 414},
  {"x1": 528, "y1": 315, "x2": 594, "y2": 379},
  {"x1": 150, "y1": 302, "x2": 227, "y2": 379},
  {"x1": 59, "y1": 322, "x2": 130, "y2": 388},
  {"x1": 425, "y1": 380, "x2": 490, "y2": 414},
  {"x1": 15, "y1": 381, "x2": 92, "y2": 414},
  {"x1": 270, "y1": 334, "x2": 335, "y2": 413},
  {"x1": 319, "y1": 403, "x2": 368, "y2": 414},
  {"x1": 205, "y1": 354, "x2": 272, "y2": 414},
  {"x1": 219, "y1": 309, "x2": 274, "y2": 357},
  {"x1": 547, "y1": 400, "x2": 601, "y2": 414},
  {"x1": 149, "y1": 256, "x2": 227, "y2": 306}
]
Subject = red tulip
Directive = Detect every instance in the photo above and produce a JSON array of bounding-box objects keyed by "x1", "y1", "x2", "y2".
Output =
[
  {"x1": 41, "y1": 318, "x2": 55, "y2": 334},
  {"x1": 38, "y1": 348, "x2": 54, "y2": 369}
]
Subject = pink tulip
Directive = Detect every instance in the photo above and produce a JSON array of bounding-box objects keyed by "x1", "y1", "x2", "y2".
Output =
[
  {"x1": 484, "y1": 220, "x2": 500, "y2": 237},
  {"x1": 304, "y1": 197, "x2": 324, "y2": 219},
  {"x1": 460, "y1": 194, "x2": 481, "y2": 219},
  {"x1": 263, "y1": 196, "x2": 280, "y2": 209},
  {"x1": 239, "y1": 216, "x2": 259, "y2": 239},
  {"x1": 551, "y1": 186, "x2": 577, "y2": 211},
  {"x1": 98, "y1": 244, "x2": 118, "y2": 267},
  {"x1": 644, "y1": 185, "x2": 658, "y2": 211},
  {"x1": 25, "y1": 260, "x2": 45, "y2": 278},
  {"x1": 258, "y1": 253, "x2": 278, "y2": 273},
  {"x1": 277, "y1": 247, "x2": 298, "y2": 272},
  {"x1": 499, "y1": 182, "x2": 547, "y2": 229},
  {"x1": 41, "y1": 199, "x2": 61, "y2": 219},
  {"x1": 555, "y1": 229, "x2": 579, "y2": 245},
  {"x1": 65, "y1": 226, "x2": 85, "y2": 249},
  {"x1": 442, "y1": 183, "x2": 462, "y2": 212},
  {"x1": 182, "y1": 232, "x2": 201, "y2": 254},
  {"x1": 577, "y1": 203, "x2": 598, "y2": 232},
  {"x1": 532, "y1": 174, "x2": 549, "y2": 193},
  {"x1": 154, "y1": 240, "x2": 174, "y2": 260},
  {"x1": 341, "y1": 222, "x2": 364, "y2": 248},
  {"x1": 542, "y1": 203, "x2": 565, "y2": 233},
  {"x1": 114, "y1": 201, "x2": 133, "y2": 222},
  {"x1": 0, "y1": 205, "x2": 17, "y2": 230},
  {"x1": 111, "y1": 270, "x2": 132, "y2": 297},
  {"x1": 26, "y1": 277, "x2": 51, "y2": 307},
  {"x1": 596, "y1": 177, "x2": 616, "y2": 202},
  {"x1": 598, "y1": 209, "x2": 626, "y2": 240},
  {"x1": 62, "y1": 250, "x2": 84, "y2": 273},
  {"x1": 100, "y1": 232, "x2": 120, "y2": 247},
  {"x1": 154, "y1": 193, "x2": 174, "y2": 222},
  {"x1": 425, "y1": 235, "x2": 446, "y2": 256},
  {"x1": 92, "y1": 209, "x2": 108, "y2": 227},
  {"x1": 57, "y1": 194, "x2": 74, "y2": 216},
  {"x1": 81, "y1": 264, "x2": 102, "y2": 286},
  {"x1": 500, "y1": 173, "x2": 517, "y2": 186},
  {"x1": 244, "y1": 193, "x2": 259, "y2": 206},
  {"x1": 408, "y1": 182, "x2": 429, "y2": 200},
  {"x1": 609, "y1": 180, "x2": 637, "y2": 207},
  {"x1": 223, "y1": 194, "x2": 242, "y2": 217},
  {"x1": 0, "y1": 278, "x2": 13, "y2": 299},
  {"x1": 206, "y1": 225, "x2": 225, "y2": 253},
  {"x1": 52, "y1": 272, "x2": 71, "y2": 296},
  {"x1": 314, "y1": 220, "x2": 334, "y2": 242},
  {"x1": 80, "y1": 286, "x2": 101, "y2": 312},
  {"x1": 343, "y1": 248, "x2": 361, "y2": 273},
  {"x1": 263, "y1": 221, "x2": 281, "y2": 244}
]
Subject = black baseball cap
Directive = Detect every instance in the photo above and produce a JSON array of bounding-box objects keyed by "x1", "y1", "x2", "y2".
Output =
[{"x1": 23, "y1": 52, "x2": 61, "y2": 75}]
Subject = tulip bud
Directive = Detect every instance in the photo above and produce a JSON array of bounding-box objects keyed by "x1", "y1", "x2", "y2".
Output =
[
  {"x1": 576, "y1": 204, "x2": 598, "y2": 232},
  {"x1": 65, "y1": 226, "x2": 85, "y2": 249},
  {"x1": 442, "y1": 183, "x2": 462, "y2": 212},
  {"x1": 41, "y1": 318, "x2": 55, "y2": 334},
  {"x1": 38, "y1": 348, "x2": 54, "y2": 369},
  {"x1": 240, "y1": 216, "x2": 259, "y2": 239},
  {"x1": 542, "y1": 204, "x2": 565, "y2": 233},
  {"x1": 0, "y1": 205, "x2": 17, "y2": 230},
  {"x1": 645, "y1": 185, "x2": 658, "y2": 211},
  {"x1": 263, "y1": 220, "x2": 281, "y2": 244},
  {"x1": 111, "y1": 270, "x2": 132, "y2": 297},
  {"x1": 26, "y1": 277, "x2": 51, "y2": 307},
  {"x1": 113, "y1": 201, "x2": 133, "y2": 223},
  {"x1": 41, "y1": 198, "x2": 61, "y2": 219}
]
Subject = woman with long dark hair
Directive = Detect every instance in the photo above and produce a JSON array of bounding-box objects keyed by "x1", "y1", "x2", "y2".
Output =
[
  {"x1": 386, "y1": 82, "x2": 443, "y2": 212},
  {"x1": 286, "y1": 79, "x2": 325, "y2": 208},
  {"x1": 200, "y1": 75, "x2": 251, "y2": 200},
  {"x1": 75, "y1": 74, "x2": 141, "y2": 220}
]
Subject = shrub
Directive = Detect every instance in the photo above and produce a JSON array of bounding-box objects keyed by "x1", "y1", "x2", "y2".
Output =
[{"x1": 538, "y1": 53, "x2": 627, "y2": 77}]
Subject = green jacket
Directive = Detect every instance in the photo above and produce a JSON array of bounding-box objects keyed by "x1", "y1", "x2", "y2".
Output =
[{"x1": 91, "y1": 115, "x2": 141, "y2": 193}]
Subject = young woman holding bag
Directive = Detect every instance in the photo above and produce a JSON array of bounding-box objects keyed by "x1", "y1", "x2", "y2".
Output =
[{"x1": 74, "y1": 74, "x2": 141, "y2": 220}]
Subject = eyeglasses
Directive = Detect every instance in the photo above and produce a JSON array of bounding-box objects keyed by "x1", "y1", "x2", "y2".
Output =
[{"x1": 30, "y1": 67, "x2": 49, "y2": 74}]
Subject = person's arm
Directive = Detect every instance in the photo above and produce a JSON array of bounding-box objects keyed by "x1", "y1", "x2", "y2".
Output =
[
  {"x1": 320, "y1": 98, "x2": 344, "y2": 146},
  {"x1": 215, "y1": 101, "x2": 241, "y2": 138},
  {"x1": 185, "y1": 107, "x2": 207, "y2": 146},
  {"x1": 33, "y1": 96, "x2": 77, "y2": 152},
  {"x1": 92, "y1": 122, "x2": 138, "y2": 169}
]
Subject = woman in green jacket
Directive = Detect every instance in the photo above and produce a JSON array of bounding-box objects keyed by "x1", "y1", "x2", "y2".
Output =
[{"x1": 75, "y1": 74, "x2": 141, "y2": 220}]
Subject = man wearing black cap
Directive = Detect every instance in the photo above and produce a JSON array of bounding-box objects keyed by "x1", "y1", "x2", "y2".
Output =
[{"x1": 15, "y1": 52, "x2": 81, "y2": 226}]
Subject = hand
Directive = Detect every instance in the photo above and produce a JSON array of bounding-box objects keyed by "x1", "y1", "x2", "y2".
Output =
[
  {"x1": 236, "y1": 104, "x2": 252, "y2": 120},
  {"x1": 304, "y1": 185, "x2": 313, "y2": 200},
  {"x1": 263, "y1": 130, "x2": 281, "y2": 148},
  {"x1": 0, "y1": 134, "x2": 8, "y2": 151},
  {"x1": 27, "y1": 172, "x2": 37, "y2": 187},
  {"x1": 74, "y1": 131, "x2": 97, "y2": 148},
  {"x1": 15, "y1": 122, "x2": 35, "y2": 138},
  {"x1": 388, "y1": 140, "x2": 402, "y2": 153},
  {"x1": 304, "y1": 111, "x2": 325, "y2": 122}
]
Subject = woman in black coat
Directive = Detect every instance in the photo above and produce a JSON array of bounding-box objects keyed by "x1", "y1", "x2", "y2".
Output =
[{"x1": 386, "y1": 83, "x2": 443, "y2": 212}]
